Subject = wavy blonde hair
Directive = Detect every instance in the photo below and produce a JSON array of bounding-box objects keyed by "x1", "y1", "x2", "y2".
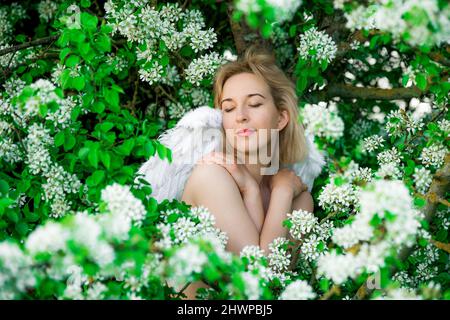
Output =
[{"x1": 213, "y1": 45, "x2": 307, "y2": 165}]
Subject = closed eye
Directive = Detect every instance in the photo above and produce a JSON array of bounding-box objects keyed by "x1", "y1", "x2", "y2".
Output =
[
  {"x1": 224, "y1": 107, "x2": 234, "y2": 113},
  {"x1": 249, "y1": 104, "x2": 262, "y2": 107}
]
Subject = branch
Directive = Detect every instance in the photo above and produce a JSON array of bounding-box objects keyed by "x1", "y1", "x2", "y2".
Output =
[
  {"x1": 225, "y1": 0, "x2": 273, "y2": 55},
  {"x1": 308, "y1": 83, "x2": 423, "y2": 102},
  {"x1": 354, "y1": 153, "x2": 450, "y2": 299},
  {"x1": 0, "y1": 35, "x2": 59, "y2": 57}
]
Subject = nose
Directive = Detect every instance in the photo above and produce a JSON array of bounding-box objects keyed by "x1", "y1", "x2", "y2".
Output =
[{"x1": 235, "y1": 105, "x2": 249, "y2": 123}]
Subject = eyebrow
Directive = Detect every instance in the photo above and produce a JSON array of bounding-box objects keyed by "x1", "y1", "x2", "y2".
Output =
[{"x1": 220, "y1": 93, "x2": 266, "y2": 105}]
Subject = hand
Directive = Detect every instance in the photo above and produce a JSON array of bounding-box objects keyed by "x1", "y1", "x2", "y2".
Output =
[
  {"x1": 269, "y1": 168, "x2": 307, "y2": 198},
  {"x1": 197, "y1": 152, "x2": 257, "y2": 194}
]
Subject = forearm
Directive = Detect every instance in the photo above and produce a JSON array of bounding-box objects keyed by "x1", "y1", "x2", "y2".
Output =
[
  {"x1": 241, "y1": 184, "x2": 265, "y2": 233},
  {"x1": 259, "y1": 186, "x2": 294, "y2": 254}
]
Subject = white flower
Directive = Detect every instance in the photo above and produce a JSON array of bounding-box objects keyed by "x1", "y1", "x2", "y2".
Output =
[
  {"x1": 139, "y1": 62, "x2": 163, "y2": 85},
  {"x1": 185, "y1": 52, "x2": 225, "y2": 86},
  {"x1": 268, "y1": 237, "x2": 291, "y2": 273},
  {"x1": 25, "y1": 222, "x2": 69, "y2": 256},
  {"x1": 0, "y1": 242, "x2": 36, "y2": 299},
  {"x1": 302, "y1": 101, "x2": 344, "y2": 141},
  {"x1": 287, "y1": 209, "x2": 318, "y2": 240},
  {"x1": 362, "y1": 135, "x2": 384, "y2": 153},
  {"x1": 413, "y1": 167, "x2": 432, "y2": 193},
  {"x1": 37, "y1": 0, "x2": 58, "y2": 22},
  {"x1": 279, "y1": 280, "x2": 316, "y2": 300},
  {"x1": 419, "y1": 143, "x2": 447, "y2": 168},
  {"x1": 318, "y1": 181, "x2": 358, "y2": 213},
  {"x1": 241, "y1": 272, "x2": 261, "y2": 300},
  {"x1": 101, "y1": 183, "x2": 146, "y2": 227},
  {"x1": 297, "y1": 27, "x2": 337, "y2": 63},
  {"x1": 168, "y1": 243, "x2": 208, "y2": 286}
]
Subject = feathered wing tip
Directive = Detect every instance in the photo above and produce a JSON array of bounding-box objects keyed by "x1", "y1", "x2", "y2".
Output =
[
  {"x1": 290, "y1": 133, "x2": 327, "y2": 192},
  {"x1": 135, "y1": 106, "x2": 223, "y2": 203}
]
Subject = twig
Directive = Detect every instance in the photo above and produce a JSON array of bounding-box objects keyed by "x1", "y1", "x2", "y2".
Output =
[
  {"x1": 308, "y1": 83, "x2": 424, "y2": 102},
  {"x1": 174, "y1": 281, "x2": 192, "y2": 299},
  {"x1": 0, "y1": 35, "x2": 59, "y2": 57},
  {"x1": 320, "y1": 285, "x2": 341, "y2": 300}
]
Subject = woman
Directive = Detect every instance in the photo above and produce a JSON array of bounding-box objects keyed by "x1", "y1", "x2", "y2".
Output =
[{"x1": 180, "y1": 46, "x2": 314, "y2": 299}]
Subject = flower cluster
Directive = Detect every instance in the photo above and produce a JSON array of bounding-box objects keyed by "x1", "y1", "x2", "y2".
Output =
[
  {"x1": 419, "y1": 143, "x2": 447, "y2": 169},
  {"x1": 318, "y1": 179, "x2": 359, "y2": 214},
  {"x1": 297, "y1": 27, "x2": 337, "y2": 63},
  {"x1": 185, "y1": 52, "x2": 226, "y2": 86},
  {"x1": 155, "y1": 206, "x2": 228, "y2": 251},
  {"x1": 362, "y1": 135, "x2": 385, "y2": 153},
  {"x1": 0, "y1": 79, "x2": 85, "y2": 218},
  {"x1": 286, "y1": 210, "x2": 333, "y2": 263},
  {"x1": 317, "y1": 179, "x2": 421, "y2": 284},
  {"x1": 104, "y1": 1, "x2": 222, "y2": 86},
  {"x1": 236, "y1": 0, "x2": 303, "y2": 24},
  {"x1": 101, "y1": 183, "x2": 147, "y2": 231},
  {"x1": 301, "y1": 101, "x2": 345, "y2": 141},
  {"x1": 0, "y1": 242, "x2": 35, "y2": 299},
  {"x1": 385, "y1": 109, "x2": 424, "y2": 138},
  {"x1": 343, "y1": 0, "x2": 450, "y2": 47},
  {"x1": 413, "y1": 167, "x2": 432, "y2": 194},
  {"x1": 279, "y1": 280, "x2": 316, "y2": 300}
]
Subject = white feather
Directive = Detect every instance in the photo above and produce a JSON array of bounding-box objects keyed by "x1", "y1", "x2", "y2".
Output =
[{"x1": 136, "y1": 106, "x2": 326, "y2": 202}]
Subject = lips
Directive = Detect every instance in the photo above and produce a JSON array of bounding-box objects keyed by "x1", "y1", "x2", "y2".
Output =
[{"x1": 236, "y1": 128, "x2": 256, "y2": 137}]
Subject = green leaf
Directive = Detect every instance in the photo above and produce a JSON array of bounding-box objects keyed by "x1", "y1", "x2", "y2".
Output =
[
  {"x1": 95, "y1": 34, "x2": 111, "y2": 53},
  {"x1": 402, "y1": 74, "x2": 409, "y2": 87},
  {"x1": 88, "y1": 144, "x2": 99, "y2": 168},
  {"x1": 81, "y1": 12, "x2": 98, "y2": 32},
  {"x1": 54, "y1": 131, "x2": 65, "y2": 147},
  {"x1": 289, "y1": 25, "x2": 297, "y2": 38},
  {"x1": 80, "y1": 0, "x2": 91, "y2": 8},
  {"x1": 92, "y1": 101, "x2": 105, "y2": 113},
  {"x1": 104, "y1": 88, "x2": 119, "y2": 112},
  {"x1": 78, "y1": 147, "x2": 90, "y2": 160},
  {"x1": 414, "y1": 197, "x2": 426, "y2": 208},
  {"x1": 143, "y1": 141, "x2": 155, "y2": 158},
  {"x1": 100, "y1": 122, "x2": 114, "y2": 132},
  {"x1": 156, "y1": 143, "x2": 167, "y2": 159},
  {"x1": 65, "y1": 55, "x2": 80, "y2": 68},
  {"x1": 6, "y1": 210, "x2": 19, "y2": 223},
  {"x1": 116, "y1": 139, "x2": 135, "y2": 156},
  {"x1": 72, "y1": 76, "x2": 85, "y2": 91},
  {"x1": 99, "y1": 150, "x2": 111, "y2": 170},
  {"x1": 15, "y1": 221, "x2": 28, "y2": 236},
  {"x1": 160, "y1": 55, "x2": 169, "y2": 67},
  {"x1": 59, "y1": 48, "x2": 71, "y2": 61},
  {"x1": 78, "y1": 42, "x2": 91, "y2": 56},
  {"x1": 88, "y1": 170, "x2": 105, "y2": 187},
  {"x1": 416, "y1": 73, "x2": 427, "y2": 91},
  {"x1": 64, "y1": 135, "x2": 76, "y2": 151},
  {"x1": 0, "y1": 180, "x2": 9, "y2": 195}
]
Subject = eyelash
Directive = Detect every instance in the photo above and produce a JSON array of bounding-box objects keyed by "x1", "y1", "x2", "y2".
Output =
[{"x1": 224, "y1": 104, "x2": 261, "y2": 112}]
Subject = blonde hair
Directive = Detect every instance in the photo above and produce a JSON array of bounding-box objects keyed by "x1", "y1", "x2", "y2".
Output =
[{"x1": 213, "y1": 45, "x2": 307, "y2": 165}]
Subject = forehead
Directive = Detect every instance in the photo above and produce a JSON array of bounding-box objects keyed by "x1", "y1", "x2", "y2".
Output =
[{"x1": 222, "y1": 72, "x2": 270, "y2": 98}]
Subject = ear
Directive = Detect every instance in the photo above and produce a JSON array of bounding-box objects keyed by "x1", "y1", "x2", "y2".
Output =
[{"x1": 277, "y1": 109, "x2": 289, "y2": 131}]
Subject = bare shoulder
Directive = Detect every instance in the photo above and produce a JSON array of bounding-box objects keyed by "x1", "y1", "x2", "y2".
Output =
[
  {"x1": 183, "y1": 163, "x2": 240, "y2": 203},
  {"x1": 292, "y1": 190, "x2": 314, "y2": 213}
]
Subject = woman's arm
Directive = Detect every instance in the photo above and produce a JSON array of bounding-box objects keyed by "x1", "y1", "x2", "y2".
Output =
[
  {"x1": 240, "y1": 183, "x2": 265, "y2": 233},
  {"x1": 185, "y1": 163, "x2": 260, "y2": 254},
  {"x1": 259, "y1": 186, "x2": 294, "y2": 253},
  {"x1": 259, "y1": 189, "x2": 314, "y2": 253}
]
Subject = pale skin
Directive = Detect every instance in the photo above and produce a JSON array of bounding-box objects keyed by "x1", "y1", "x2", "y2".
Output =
[{"x1": 179, "y1": 73, "x2": 314, "y2": 299}]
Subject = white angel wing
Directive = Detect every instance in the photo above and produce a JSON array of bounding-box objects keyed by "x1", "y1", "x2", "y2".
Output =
[
  {"x1": 286, "y1": 133, "x2": 326, "y2": 192},
  {"x1": 135, "y1": 106, "x2": 223, "y2": 203}
]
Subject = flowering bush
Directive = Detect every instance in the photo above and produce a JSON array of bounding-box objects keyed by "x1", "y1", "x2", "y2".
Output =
[{"x1": 0, "y1": 0, "x2": 448, "y2": 300}]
